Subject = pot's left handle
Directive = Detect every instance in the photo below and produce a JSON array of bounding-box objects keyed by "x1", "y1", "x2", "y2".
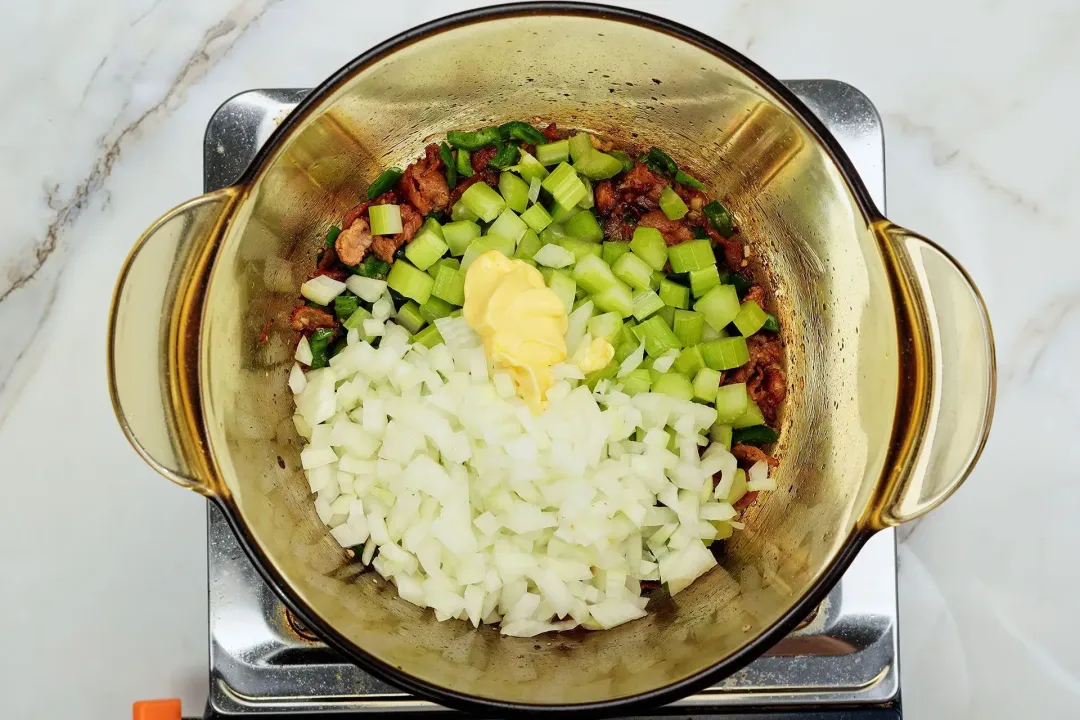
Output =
[{"x1": 108, "y1": 189, "x2": 240, "y2": 495}]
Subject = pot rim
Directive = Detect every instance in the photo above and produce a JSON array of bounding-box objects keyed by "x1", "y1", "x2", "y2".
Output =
[{"x1": 214, "y1": 2, "x2": 888, "y2": 715}]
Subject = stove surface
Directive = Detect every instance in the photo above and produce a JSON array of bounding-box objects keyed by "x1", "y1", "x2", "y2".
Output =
[{"x1": 203, "y1": 81, "x2": 899, "y2": 718}]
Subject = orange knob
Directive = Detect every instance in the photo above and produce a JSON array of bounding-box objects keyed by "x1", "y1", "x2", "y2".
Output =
[{"x1": 133, "y1": 698, "x2": 182, "y2": 720}]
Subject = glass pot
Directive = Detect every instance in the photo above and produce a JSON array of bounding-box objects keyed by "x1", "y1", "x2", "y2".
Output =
[{"x1": 108, "y1": 4, "x2": 994, "y2": 714}]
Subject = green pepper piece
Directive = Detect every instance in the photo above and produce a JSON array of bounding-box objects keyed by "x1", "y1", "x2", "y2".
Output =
[
  {"x1": 731, "y1": 425, "x2": 779, "y2": 446},
  {"x1": 439, "y1": 142, "x2": 457, "y2": 190},
  {"x1": 490, "y1": 141, "x2": 520, "y2": 169},
  {"x1": 498, "y1": 121, "x2": 546, "y2": 145},
  {"x1": 334, "y1": 292, "x2": 360, "y2": 322},
  {"x1": 762, "y1": 312, "x2": 780, "y2": 333},
  {"x1": 366, "y1": 168, "x2": 403, "y2": 199},
  {"x1": 645, "y1": 147, "x2": 678, "y2": 176},
  {"x1": 674, "y1": 170, "x2": 706, "y2": 190},
  {"x1": 717, "y1": 269, "x2": 752, "y2": 297},
  {"x1": 354, "y1": 256, "x2": 390, "y2": 280},
  {"x1": 703, "y1": 200, "x2": 734, "y2": 237},
  {"x1": 308, "y1": 328, "x2": 334, "y2": 369},
  {"x1": 324, "y1": 225, "x2": 341, "y2": 248},
  {"x1": 447, "y1": 127, "x2": 502, "y2": 150}
]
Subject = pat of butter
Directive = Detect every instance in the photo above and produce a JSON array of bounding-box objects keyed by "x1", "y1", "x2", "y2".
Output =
[
  {"x1": 463, "y1": 251, "x2": 568, "y2": 412},
  {"x1": 573, "y1": 337, "x2": 615, "y2": 374}
]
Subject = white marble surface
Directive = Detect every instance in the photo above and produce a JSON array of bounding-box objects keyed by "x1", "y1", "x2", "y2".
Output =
[{"x1": 0, "y1": 1, "x2": 1076, "y2": 717}]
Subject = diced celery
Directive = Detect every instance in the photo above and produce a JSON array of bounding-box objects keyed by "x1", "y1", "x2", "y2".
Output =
[
  {"x1": 668, "y1": 239, "x2": 714, "y2": 273},
  {"x1": 515, "y1": 149, "x2": 549, "y2": 183},
  {"x1": 395, "y1": 301, "x2": 426, "y2": 334},
  {"x1": 369, "y1": 204, "x2": 403, "y2": 235},
  {"x1": 620, "y1": 368, "x2": 653, "y2": 396},
  {"x1": 550, "y1": 201, "x2": 581, "y2": 225},
  {"x1": 404, "y1": 222, "x2": 448, "y2": 271},
  {"x1": 603, "y1": 241, "x2": 631, "y2": 265},
  {"x1": 460, "y1": 182, "x2": 506, "y2": 222},
  {"x1": 584, "y1": 362, "x2": 619, "y2": 390},
  {"x1": 629, "y1": 227, "x2": 667, "y2": 271},
  {"x1": 456, "y1": 148, "x2": 473, "y2": 178},
  {"x1": 632, "y1": 289, "x2": 665, "y2": 321},
  {"x1": 657, "y1": 305, "x2": 675, "y2": 328},
  {"x1": 690, "y1": 266, "x2": 721, "y2": 298},
  {"x1": 342, "y1": 305, "x2": 372, "y2": 332},
  {"x1": 419, "y1": 296, "x2": 455, "y2": 324},
  {"x1": 411, "y1": 324, "x2": 444, "y2": 349},
  {"x1": 633, "y1": 315, "x2": 683, "y2": 357},
  {"x1": 578, "y1": 177, "x2": 595, "y2": 209},
  {"x1": 515, "y1": 229, "x2": 542, "y2": 260},
  {"x1": 546, "y1": 269, "x2": 576, "y2": 313},
  {"x1": 426, "y1": 256, "x2": 459, "y2": 278},
  {"x1": 564, "y1": 209, "x2": 603, "y2": 242},
  {"x1": 612, "y1": 252, "x2": 654, "y2": 291},
  {"x1": 709, "y1": 423, "x2": 733, "y2": 450},
  {"x1": 732, "y1": 398, "x2": 766, "y2": 428},
  {"x1": 614, "y1": 341, "x2": 638, "y2": 363},
  {"x1": 587, "y1": 312, "x2": 624, "y2": 344},
  {"x1": 431, "y1": 265, "x2": 466, "y2": 305},
  {"x1": 572, "y1": 254, "x2": 619, "y2": 294},
  {"x1": 536, "y1": 140, "x2": 570, "y2": 166},
  {"x1": 672, "y1": 309, "x2": 705, "y2": 347},
  {"x1": 442, "y1": 220, "x2": 481, "y2": 256},
  {"x1": 733, "y1": 300, "x2": 769, "y2": 337},
  {"x1": 541, "y1": 162, "x2": 587, "y2": 208},
  {"x1": 499, "y1": 171, "x2": 530, "y2": 213},
  {"x1": 386, "y1": 260, "x2": 434, "y2": 304},
  {"x1": 593, "y1": 282, "x2": 634, "y2": 318},
  {"x1": 659, "y1": 186, "x2": 689, "y2": 220},
  {"x1": 694, "y1": 284, "x2": 741, "y2": 331},
  {"x1": 534, "y1": 243, "x2": 576, "y2": 269},
  {"x1": 574, "y1": 149, "x2": 625, "y2": 180},
  {"x1": 451, "y1": 199, "x2": 479, "y2": 222},
  {"x1": 652, "y1": 373, "x2": 694, "y2": 401},
  {"x1": 701, "y1": 336, "x2": 750, "y2": 371},
  {"x1": 714, "y1": 383, "x2": 749, "y2": 423},
  {"x1": 568, "y1": 134, "x2": 593, "y2": 162},
  {"x1": 528, "y1": 177, "x2": 542, "y2": 203},
  {"x1": 701, "y1": 323, "x2": 727, "y2": 342},
  {"x1": 673, "y1": 345, "x2": 705, "y2": 376},
  {"x1": 658, "y1": 279, "x2": 690, "y2": 309},
  {"x1": 619, "y1": 319, "x2": 638, "y2": 347},
  {"x1": 520, "y1": 204, "x2": 553, "y2": 232},
  {"x1": 650, "y1": 270, "x2": 663, "y2": 291},
  {"x1": 692, "y1": 368, "x2": 722, "y2": 402},
  {"x1": 558, "y1": 237, "x2": 603, "y2": 261},
  {"x1": 462, "y1": 236, "x2": 514, "y2": 269},
  {"x1": 488, "y1": 207, "x2": 529, "y2": 243}
]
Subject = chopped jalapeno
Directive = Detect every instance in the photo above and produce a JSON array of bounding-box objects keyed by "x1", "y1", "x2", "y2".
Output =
[
  {"x1": 438, "y1": 142, "x2": 457, "y2": 190},
  {"x1": 366, "y1": 168, "x2": 402, "y2": 199}
]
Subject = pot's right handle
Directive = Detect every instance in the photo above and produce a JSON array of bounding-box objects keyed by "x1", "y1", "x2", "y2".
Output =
[
  {"x1": 872, "y1": 225, "x2": 996, "y2": 528},
  {"x1": 108, "y1": 189, "x2": 240, "y2": 495}
]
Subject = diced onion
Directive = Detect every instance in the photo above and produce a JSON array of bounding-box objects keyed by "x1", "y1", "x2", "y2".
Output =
[
  {"x1": 294, "y1": 311, "x2": 767, "y2": 637},
  {"x1": 300, "y1": 275, "x2": 346, "y2": 306}
]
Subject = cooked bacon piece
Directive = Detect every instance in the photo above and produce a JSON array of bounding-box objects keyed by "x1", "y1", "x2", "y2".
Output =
[
  {"x1": 290, "y1": 305, "x2": 336, "y2": 333},
  {"x1": 398, "y1": 144, "x2": 449, "y2": 216},
  {"x1": 371, "y1": 205, "x2": 422, "y2": 263},
  {"x1": 541, "y1": 122, "x2": 566, "y2": 141},
  {"x1": 639, "y1": 210, "x2": 694, "y2": 246},
  {"x1": 470, "y1": 146, "x2": 498, "y2": 173},
  {"x1": 743, "y1": 285, "x2": 765, "y2": 307},
  {"x1": 595, "y1": 180, "x2": 615, "y2": 215},
  {"x1": 734, "y1": 491, "x2": 759, "y2": 511},
  {"x1": 334, "y1": 217, "x2": 374, "y2": 266},
  {"x1": 616, "y1": 162, "x2": 666, "y2": 209},
  {"x1": 732, "y1": 443, "x2": 779, "y2": 468}
]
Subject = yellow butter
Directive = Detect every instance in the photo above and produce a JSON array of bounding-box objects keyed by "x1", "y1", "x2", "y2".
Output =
[{"x1": 464, "y1": 251, "x2": 569, "y2": 412}]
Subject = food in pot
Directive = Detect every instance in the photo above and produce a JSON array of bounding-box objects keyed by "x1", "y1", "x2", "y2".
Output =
[{"x1": 287, "y1": 122, "x2": 784, "y2": 636}]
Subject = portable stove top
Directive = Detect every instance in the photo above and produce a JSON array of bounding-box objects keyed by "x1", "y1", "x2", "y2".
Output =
[{"x1": 202, "y1": 81, "x2": 900, "y2": 719}]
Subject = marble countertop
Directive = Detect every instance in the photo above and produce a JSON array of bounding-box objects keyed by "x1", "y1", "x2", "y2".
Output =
[{"x1": 2, "y1": 1, "x2": 1076, "y2": 717}]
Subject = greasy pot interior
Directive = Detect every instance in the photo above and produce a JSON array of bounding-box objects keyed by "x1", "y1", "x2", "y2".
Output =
[{"x1": 198, "y1": 13, "x2": 899, "y2": 705}]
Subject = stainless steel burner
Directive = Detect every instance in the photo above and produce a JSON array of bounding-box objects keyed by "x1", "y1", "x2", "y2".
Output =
[{"x1": 203, "y1": 81, "x2": 899, "y2": 718}]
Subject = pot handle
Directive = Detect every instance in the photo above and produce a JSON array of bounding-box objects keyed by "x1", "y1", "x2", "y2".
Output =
[
  {"x1": 872, "y1": 225, "x2": 996, "y2": 528},
  {"x1": 107, "y1": 189, "x2": 240, "y2": 495}
]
